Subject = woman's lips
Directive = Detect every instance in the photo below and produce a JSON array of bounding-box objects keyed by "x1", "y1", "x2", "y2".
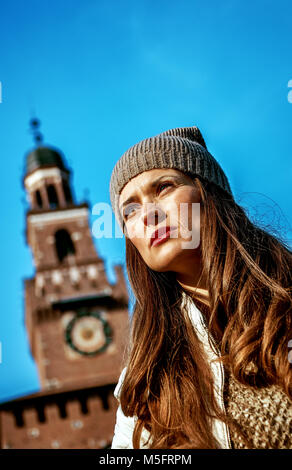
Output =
[{"x1": 150, "y1": 227, "x2": 176, "y2": 247}]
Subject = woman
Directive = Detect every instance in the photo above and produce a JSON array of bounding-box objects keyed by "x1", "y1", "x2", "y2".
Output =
[{"x1": 109, "y1": 125, "x2": 292, "y2": 449}]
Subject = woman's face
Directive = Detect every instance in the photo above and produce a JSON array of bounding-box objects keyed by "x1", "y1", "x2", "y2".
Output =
[{"x1": 119, "y1": 168, "x2": 202, "y2": 274}]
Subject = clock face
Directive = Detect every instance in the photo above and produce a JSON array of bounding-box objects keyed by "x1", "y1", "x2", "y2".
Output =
[{"x1": 65, "y1": 311, "x2": 112, "y2": 355}]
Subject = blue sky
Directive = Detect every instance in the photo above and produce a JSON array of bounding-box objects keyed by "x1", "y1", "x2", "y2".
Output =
[{"x1": 0, "y1": 0, "x2": 291, "y2": 403}]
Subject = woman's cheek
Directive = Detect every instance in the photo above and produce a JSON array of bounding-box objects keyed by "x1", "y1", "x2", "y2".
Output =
[{"x1": 125, "y1": 221, "x2": 139, "y2": 242}]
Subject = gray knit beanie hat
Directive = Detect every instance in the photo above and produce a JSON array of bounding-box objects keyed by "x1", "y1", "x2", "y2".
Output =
[{"x1": 110, "y1": 125, "x2": 233, "y2": 230}]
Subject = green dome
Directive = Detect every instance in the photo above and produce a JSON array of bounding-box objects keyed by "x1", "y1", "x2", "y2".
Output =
[{"x1": 26, "y1": 146, "x2": 67, "y2": 174}]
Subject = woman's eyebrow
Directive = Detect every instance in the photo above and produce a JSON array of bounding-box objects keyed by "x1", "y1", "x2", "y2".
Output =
[{"x1": 119, "y1": 174, "x2": 181, "y2": 213}]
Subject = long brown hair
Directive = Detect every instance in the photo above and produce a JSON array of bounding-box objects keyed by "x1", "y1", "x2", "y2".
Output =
[{"x1": 118, "y1": 175, "x2": 292, "y2": 449}]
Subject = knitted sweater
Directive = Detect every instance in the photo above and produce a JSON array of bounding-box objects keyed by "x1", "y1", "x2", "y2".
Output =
[
  {"x1": 223, "y1": 371, "x2": 292, "y2": 449},
  {"x1": 191, "y1": 294, "x2": 292, "y2": 449}
]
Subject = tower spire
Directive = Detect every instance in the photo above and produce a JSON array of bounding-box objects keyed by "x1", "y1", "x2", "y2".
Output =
[{"x1": 29, "y1": 117, "x2": 44, "y2": 146}]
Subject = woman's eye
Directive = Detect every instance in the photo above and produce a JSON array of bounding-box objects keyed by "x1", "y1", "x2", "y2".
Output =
[
  {"x1": 124, "y1": 205, "x2": 138, "y2": 220},
  {"x1": 157, "y1": 182, "x2": 172, "y2": 193}
]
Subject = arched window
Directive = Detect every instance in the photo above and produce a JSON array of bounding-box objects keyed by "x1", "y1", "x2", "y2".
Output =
[
  {"x1": 47, "y1": 185, "x2": 59, "y2": 209},
  {"x1": 55, "y1": 229, "x2": 75, "y2": 263},
  {"x1": 63, "y1": 180, "x2": 72, "y2": 204},
  {"x1": 35, "y1": 189, "x2": 43, "y2": 208}
]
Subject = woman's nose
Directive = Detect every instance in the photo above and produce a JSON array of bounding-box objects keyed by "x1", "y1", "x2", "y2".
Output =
[{"x1": 142, "y1": 203, "x2": 165, "y2": 227}]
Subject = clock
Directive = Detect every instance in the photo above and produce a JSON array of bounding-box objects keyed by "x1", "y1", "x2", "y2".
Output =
[{"x1": 65, "y1": 310, "x2": 112, "y2": 356}]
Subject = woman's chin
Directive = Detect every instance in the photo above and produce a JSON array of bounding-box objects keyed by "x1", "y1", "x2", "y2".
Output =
[{"x1": 146, "y1": 248, "x2": 182, "y2": 272}]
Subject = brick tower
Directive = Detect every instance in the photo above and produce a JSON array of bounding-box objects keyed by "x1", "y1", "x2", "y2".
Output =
[{"x1": 0, "y1": 119, "x2": 129, "y2": 449}]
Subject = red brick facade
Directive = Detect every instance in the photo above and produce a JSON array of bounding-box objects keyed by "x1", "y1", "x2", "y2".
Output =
[{"x1": 0, "y1": 145, "x2": 129, "y2": 449}]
